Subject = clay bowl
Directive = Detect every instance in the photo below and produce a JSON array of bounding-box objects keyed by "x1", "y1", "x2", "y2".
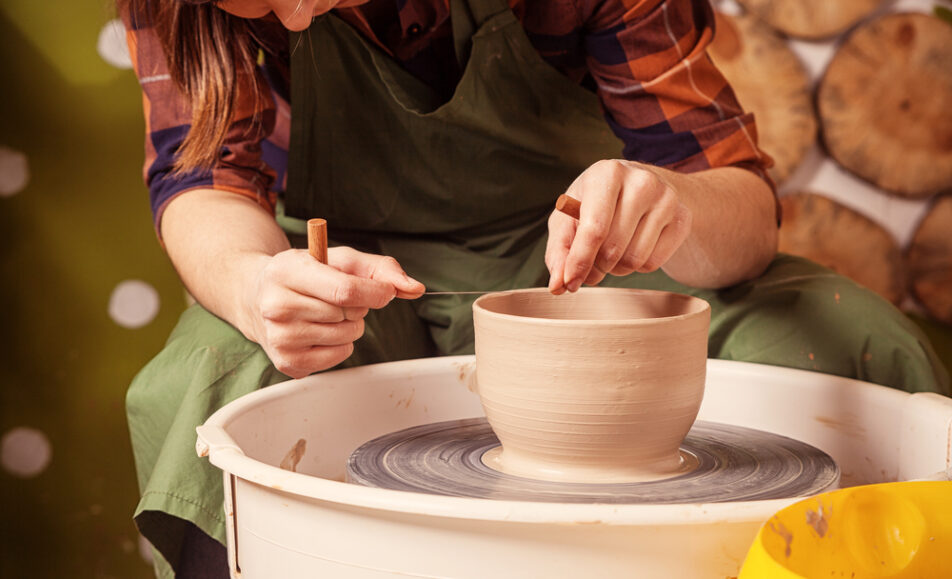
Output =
[{"x1": 472, "y1": 288, "x2": 711, "y2": 483}]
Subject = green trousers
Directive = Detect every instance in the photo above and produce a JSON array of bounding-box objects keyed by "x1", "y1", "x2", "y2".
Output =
[{"x1": 127, "y1": 254, "x2": 949, "y2": 576}]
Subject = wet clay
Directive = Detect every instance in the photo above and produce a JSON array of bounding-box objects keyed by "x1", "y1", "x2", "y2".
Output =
[
  {"x1": 472, "y1": 288, "x2": 710, "y2": 483},
  {"x1": 480, "y1": 446, "x2": 700, "y2": 483}
]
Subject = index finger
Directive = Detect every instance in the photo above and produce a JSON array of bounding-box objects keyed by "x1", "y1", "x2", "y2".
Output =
[
  {"x1": 283, "y1": 250, "x2": 398, "y2": 309},
  {"x1": 546, "y1": 209, "x2": 575, "y2": 294},
  {"x1": 561, "y1": 177, "x2": 619, "y2": 292}
]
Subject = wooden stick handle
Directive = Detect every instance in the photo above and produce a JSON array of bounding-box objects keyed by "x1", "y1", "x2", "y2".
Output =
[
  {"x1": 555, "y1": 194, "x2": 581, "y2": 220},
  {"x1": 307, "y1": 218, "x2": 328, "y2": 264}
]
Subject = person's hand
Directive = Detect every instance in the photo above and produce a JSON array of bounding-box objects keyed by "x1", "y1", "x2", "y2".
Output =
[
  {"x1": 546, "y1": 160, "x2": 693, "y2": 294},
  {"x1": 241, "y1": 246, "x2": 424, "y2": 378}
]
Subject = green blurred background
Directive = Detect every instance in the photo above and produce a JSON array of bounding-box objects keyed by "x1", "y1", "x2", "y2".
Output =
[
  {"x1": 1, "y1": 2, "x2": 950, "y2": 579},
  {"x1": 1, "y1": 1, "x2": 182, "y2": 576}
]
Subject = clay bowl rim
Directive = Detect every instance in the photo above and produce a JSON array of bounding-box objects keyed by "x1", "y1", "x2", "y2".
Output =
[{"x1": 472, "y1": 287, "x2": 710, "y2": 328}]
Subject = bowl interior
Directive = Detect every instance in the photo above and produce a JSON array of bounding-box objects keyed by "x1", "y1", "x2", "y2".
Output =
[{"x1": 475, "y1": 288, "x2": 709, "y2": 322}]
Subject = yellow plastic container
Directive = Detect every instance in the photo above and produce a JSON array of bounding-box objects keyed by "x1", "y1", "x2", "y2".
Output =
[{"x1": 740, "y1": 481, "x2": 952, "y2": 578}]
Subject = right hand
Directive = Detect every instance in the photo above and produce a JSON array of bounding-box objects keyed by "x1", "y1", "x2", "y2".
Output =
[{"x1": 241, "y1": 246, "x2": 424, "y2": 378}]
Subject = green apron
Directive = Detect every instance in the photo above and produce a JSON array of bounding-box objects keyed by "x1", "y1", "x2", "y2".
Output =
[
  {"x1": 283, "y1": 0, "x2": 627, "y2": 355},
  {"x1": 127, "y1": 0, "x2": 951, "y2": 575}
]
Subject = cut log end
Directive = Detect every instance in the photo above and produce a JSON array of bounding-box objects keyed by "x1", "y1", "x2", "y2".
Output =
[
  {"x1": 818, "y1": 13, "x2": 952, "y2": 198},
  {"x1": 737, "y1": 0, "x2": 881, "y2": 39},
  {"x1": 778, "y1": 192, "x2": 905, "y2": 305},
  {"x1": 710, "y1": 11, "x2": 817, "y2": 185},
  {"x1": 906, "y1": 195, "x2": 952, "y2": 325}
]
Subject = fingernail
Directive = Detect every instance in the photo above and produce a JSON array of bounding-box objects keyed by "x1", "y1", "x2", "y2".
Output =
[{"x1": 566, "y1": 279, "x2": 581, "y2": 292}]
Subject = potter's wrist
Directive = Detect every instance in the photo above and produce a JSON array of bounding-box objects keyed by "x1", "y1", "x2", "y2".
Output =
[
  {"x1": 234, "y1": 252, "x2": 279, "y2": 344},
  {"x1": 626, "y1": 161, "x2": 688, "y2": 198}
]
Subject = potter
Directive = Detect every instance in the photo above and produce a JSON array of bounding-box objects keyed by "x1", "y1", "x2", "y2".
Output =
[
  {"x1": 473, "y1": 288, "x2": 710, "y2": 483},
  {"x1": 118, "y1": 0, "x2": 948, "y2": 574}
]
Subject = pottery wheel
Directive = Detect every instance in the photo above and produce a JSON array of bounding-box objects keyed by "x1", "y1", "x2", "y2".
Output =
[{"x1": 347, "y1": 418, "x2": 839, "y2": 504}]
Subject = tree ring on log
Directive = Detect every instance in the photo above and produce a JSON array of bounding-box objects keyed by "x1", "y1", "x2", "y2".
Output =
[
  {"x1": 817, "y1": 13, "x2": 952, "y2": 198},
  {"x1": 736, "y1": 0, "x2": 881, "y2": 40}
]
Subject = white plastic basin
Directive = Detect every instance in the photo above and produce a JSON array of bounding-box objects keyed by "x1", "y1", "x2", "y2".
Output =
[{"x1": 197, "y1": 357, "x2": 952, "y2": 578}]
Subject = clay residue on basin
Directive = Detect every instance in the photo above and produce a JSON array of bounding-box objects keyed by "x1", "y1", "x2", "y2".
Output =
[
  {"x1": 279, "y1": 438, "x2": 307, "y2": 472},
  {"x1": 452, "y1": 360, "x2": 478, "y2": 393},
  {"x1": 394, "y1": 388, "x2": 416, "y2": 409},
  {"x1": 814, "y1": 414, "x2": 866, "y2": 439}
]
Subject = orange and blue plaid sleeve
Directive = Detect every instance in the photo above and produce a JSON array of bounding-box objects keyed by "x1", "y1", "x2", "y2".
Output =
[
  {"x1": 578, "y1": 0, "x2": 773, "y2": 182},
  {"x1": 121, "y1": 4, "x2": 279, "y2": 232},
  {"x1": 121, "y1": 0, "x2": 771, "y2": 235}
]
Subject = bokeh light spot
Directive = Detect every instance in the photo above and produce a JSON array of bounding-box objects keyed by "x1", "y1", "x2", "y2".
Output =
[
  {"x1": 97, "y1": 19, "x2": 132, "y2": 69},
  {"x1": 1, "y1": 427, "x2": 52, "y2": 478},
  {"x1": 109, "y1": 280, "x2": 160, "y2": 329},
  {"x1": 0, "y1": 146, "x2": 30, "y2": 197}
]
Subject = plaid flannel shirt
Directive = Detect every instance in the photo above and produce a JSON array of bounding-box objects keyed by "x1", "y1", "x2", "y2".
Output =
[{"x1": 122, "y1": 0, "x2": 773, "y2": 230}]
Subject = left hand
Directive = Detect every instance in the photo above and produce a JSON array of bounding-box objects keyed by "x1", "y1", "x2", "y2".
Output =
[{"x1": 546, "y1": 159, "x2": 693, "y2": 294}]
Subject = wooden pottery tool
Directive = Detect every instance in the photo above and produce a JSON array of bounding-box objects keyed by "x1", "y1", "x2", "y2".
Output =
[
  {"x1": 555, "y1": 194, "x2": 581, "y2": 219},
  {"x1": 307, "y1": 218, "x2": 328, "y2": 264}
]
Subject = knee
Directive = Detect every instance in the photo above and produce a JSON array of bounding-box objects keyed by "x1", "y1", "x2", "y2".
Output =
[
  {"x1": 710, "y1": 259, "x2": 948, "y2": 393},
  {"x1": 126, "y1": 305, "x2": 272, "y2": 418}
]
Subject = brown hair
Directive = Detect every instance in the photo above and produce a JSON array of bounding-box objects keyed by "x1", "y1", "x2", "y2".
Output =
[{"x1": 118, "y1": 0, "x2": 266, "y2": 173}]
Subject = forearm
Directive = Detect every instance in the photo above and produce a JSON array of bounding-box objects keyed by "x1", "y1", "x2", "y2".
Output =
[
  {"x1": 160, "y1": 188, "x2": 426, "y2": 377},
  {"x1": 654, "y1": 165, "x2": 778, "y2": 288},
  {"x1": 160, "y1": 189, "x2": 290, "y2": 340}
]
